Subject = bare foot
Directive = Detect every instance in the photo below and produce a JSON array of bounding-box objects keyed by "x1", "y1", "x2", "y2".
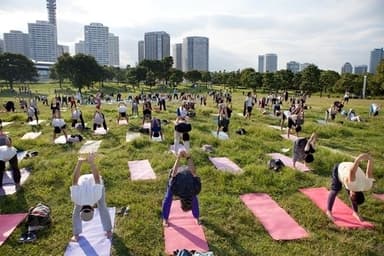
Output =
[
  {"x1": 70, "y1": 235, "x2": 79, "y2": 242},
  {"x1": 163, "y1": 220, "x2": 169, "y2": 227},
  {"x1": 326, "y1": 210, "x2": 334, "y2": 222}
]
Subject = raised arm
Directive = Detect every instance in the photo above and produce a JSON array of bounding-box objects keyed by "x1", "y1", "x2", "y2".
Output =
[
  {"x1": 72, "y1": 157, "x2": 85, "y2": 185},
  {"x1": 186, "y1": 154, "x2": 196, "y2": 176},
  {"x1": 349, "y1": 153, "x2": 373, "y2": 182},
  {"x1": 88, "y1": 154, "x2": 101, "y2": 184}
]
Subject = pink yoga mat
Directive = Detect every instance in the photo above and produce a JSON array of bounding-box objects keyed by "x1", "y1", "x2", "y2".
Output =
[
  {"x1": 373, "y1": 194, "x2": 384, "y2": 201},
  {"x1": 280, "y1": 134, "x2": 298, "y2": 141},
  {"x1": 0, "y1": 213, "x2": 28, "y2": 246},
  {"x1": 164, "y1": 200, "x2": 209, "y2": 254},
  {"x1": 300, "y1": 187, "x2": 374, "y2": 228},
  {"x1": 209, "y1": 157, "x2": 242, "y2": 174},
  {"x1": 128, "y1": 160, "x2": 156, "y2": 180},
  {"x1": 240, "y1": 193, "x2": 309, "y2": 240},
  {"x1": 268, "y1": 153, "x2": 311, "y2": 172}
]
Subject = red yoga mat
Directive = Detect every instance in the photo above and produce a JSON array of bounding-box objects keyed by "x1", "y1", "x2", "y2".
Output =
[
  {"x1": 164, "y1": 200, "x2": 209, "y2": 254},
  {"x1": 300, "y1": 187, "x2": 374, "y2": 228},
  {"x1": 268, "y1": 153, "x2": 310, "y2": 172},
  {"x1": 240, "y1": 193, "x2": 309, "y2": 240},
  {"x1": 0, "y1": 213, "x2": 28, "y2": 246}
]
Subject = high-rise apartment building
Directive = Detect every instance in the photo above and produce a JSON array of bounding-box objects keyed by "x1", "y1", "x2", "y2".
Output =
[
  {"x1": 0, "y1": 39, "x2": 4, "y2": 53},
  {"x1": 138, "y1": 40, "x2": 144, "y2": 64},
  {"x1": 265, "y1": 53, "x2": 278, "y2": 72},
  {"x1": 108, "y1": 33, "x2": 119, "y2": 67},
  {"x1": 341, "y1": 62, "x2": 353, "y2": 74},
  {"x1": 182, "y1": 37, "x2": 209, "y2": 72},
  {"x1": 75, "y1": 40, "x2": 85, "y2": 54},
  {"x1": 172, "y1": 43, "x2": 182, "y2": 70},
  {"x1": 3, "y1": 30, "x2": 30, "y2": 57},
  {"x1": 144, "y1": 31, "x2": 170, "y2": 60},
  {"x1": 46, "y1": 0, "x2": 57, "y2": 26},
  {"x1": 369, "y1": 48, "x2": 383, "y2": 74},
  {"x1": 354, "y1": 65, "x2": 368, "y2": 75},
  {"x1": 258, "y1": 55, "x2": 264, "y2": 73},
  {"x1": 286, "y1": 61, "x2": 300, "y2": 74},
  {"x1": 57, "y1": 44, "x2": 69, "y2": 56},
  {"x1": 84, "y1": 23, "x2": 109, "y2": 65},
  {"x1": 28, "y1": 20, "x2": 57, "y2": 62}
]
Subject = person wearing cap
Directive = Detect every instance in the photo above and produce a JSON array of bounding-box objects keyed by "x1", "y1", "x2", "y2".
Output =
[
  {"x1": 326, "y1": 153, "x2": 374, "y2": 222},
  {"x1": 0, "y1": 126, "x2": 20, "y2": 192},
  {"x1": 162, "y1": 150, "x2": 201, "y2": 226},
  {"x1": 70, "y1": 154, "x2": 112, "y2": 242},
  {"x1": 292, "y1": 133, "x2": 317, "y2": 169}
]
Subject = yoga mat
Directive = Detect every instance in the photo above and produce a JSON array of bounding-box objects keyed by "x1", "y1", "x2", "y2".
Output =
[
  {"x1": 118, "y1": 119, "x2": 128, "y2": 125},
  {"x1": 79, "y1": 140, "x2": 102, "y2": 154},
  {"x1": 267, "y1": 125, "x2": 286, "y2": 131},
  {"x1": 94, "y1": 127, "x2": 108, "y2": 135},
  {"x1": 280, "y1": 133, "x2": 298, "y2": 142},
  {"x1": 128, "y1": 159, "x2": 156, "y2": 180},
  {"x1": 17, "y1": 151, "x2": 28, "y2": 161},
  {"x1": 151, "y1": 136, "x2": 163, "y2": 142},
  {"x1": 143, "y1": 122, "x2": 151, "y2": 129},
  {"x1": 27, "y1": 120, "x2": 45, "y2": 125},
  {"x1": 21, "y1": 132, "x2": 42, "y2": 140},
  {"x1": 209, "y1": 157, "x2": 242, "y2": 174},
  {"x1": 0, "y1": 213, "x2": 28, "y2": 246},
  {"x1": 211, "y1": 131, "x2": 229, "y2": 140},
  {"x1": 75, "y1": 123, "x2": 87, "y2": 129},
  {"x1": 0, "y1": 168, "x2": 31, "y2": 196},
  {"x1": 170, "y1": 144, "x2": 187, "y2": 155},
  {"x1": 373, "y1": 194, "x2": 384, "y2": 201},
  {"x1": 164, "y1": 200, "x2": 209, "y2": 254},
  {"x1": 64, "y1": 207, "x2": 115, "y2": 256},
  {"x1": 54, "y1": 135, "x2": 69, "y2": 144},
  {"x1": 300, "y1": 187, "x2": 374, "y2": 228},
  {"x1": 316, "y1": 120, "x2": 327, "y2": 125},
  {"x1": 240, "y1": 193, "x2": 309, "y2": 240},
  {"x1": 126, "y1": 132, "x2": 141, "y2": 142},
  {"x1": 267, "y1": 153, "x2": 311, "y2": 172},
  {"x1": 1, "y1": 122, "x2": 13, "y2": 127}
]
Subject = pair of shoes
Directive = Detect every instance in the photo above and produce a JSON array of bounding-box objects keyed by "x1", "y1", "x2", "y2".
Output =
[
  {"x1": 117, "y1": 206, "x2": 130, "y2": 216},
  {"x1": 123, "y1": 206, "x2": 130, "y2": 216},
  {"x1": 19, "y1": 232, "x2": 37, "y2": 243}
]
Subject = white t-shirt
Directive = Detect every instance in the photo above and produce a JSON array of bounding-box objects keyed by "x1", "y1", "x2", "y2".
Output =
[
  {"x1": 94, "y1": 112, "x2": 104, "y2": 124},
  {"x1": 52, "y1": 118, "x2": 65, "y2": 128},
  {"x1": 118, "y1": 105, "x2": 127, "y2": 113},
  {"x1": 0, "y1": 145, "x2": 17, "y2": 162},
  {"x1": 245, "y1": 97, "x2": 253, "y2": 107},
  {"x1": 70, "y1": 174, "x2": 104, "y2": 206},
  {"x1": 338, "y1": 162, "x2": 374, "y2": 191},
  {"x1": 72, "y1": 110, "x2": 81, "y2": 120}
]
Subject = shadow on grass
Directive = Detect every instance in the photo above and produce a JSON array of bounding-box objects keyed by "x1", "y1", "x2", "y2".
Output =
[{"x1": 112, "y1": 233, "x2": 135, "y2": 256}]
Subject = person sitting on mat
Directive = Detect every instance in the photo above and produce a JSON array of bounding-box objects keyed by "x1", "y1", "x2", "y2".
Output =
[
  {"x1": 292, "y1": 132, "x2": 317, "y2": 169},
  {"x1": 162, "y1": 150, "x2": 201, "y2": 227},
  {"x1": 117, "y1": 102, "x2": 129, "y2": 124},
  {"x1": 71, "y1": 107, "x2": 85, "y2": 129},
  {"x1": 326, "y1": 153, "x2": 374, "y2": 222},
  {"x1": 52, "y1": 109, "x2": 68, "y2": 143},
  {"x1": 150, "y1": 117, "x2": 163, "y2": 140},
  {"x1": 0, "y1": 127, "x2": 20, "y2": 192},
  {"x1": 93, "y1": 106, "x2": 107, "y2": 131},
  {"x1": 346, "y1": 109, "x2": 361, "y2": 122},
  {"x1": 70, "y1": 153, "x2": 112, "y2": 241}
]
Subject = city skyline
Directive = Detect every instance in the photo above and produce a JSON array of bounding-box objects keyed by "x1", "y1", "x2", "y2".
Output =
[{"x1": 0, "y1": 0, "x2": 383, "y2": 71}]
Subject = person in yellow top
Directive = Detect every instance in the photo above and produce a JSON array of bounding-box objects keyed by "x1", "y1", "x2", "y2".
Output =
[{"x1": 326, "y1": 153, "x2": 374, "y2": 222}]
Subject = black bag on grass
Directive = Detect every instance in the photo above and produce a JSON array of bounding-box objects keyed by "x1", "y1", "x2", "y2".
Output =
[
  {"x1": 25, "y1": 203, "x2": 52, "y2": 232},
  {"x1": 268, "y1": 159, "x2": 285, "y2": 172}
]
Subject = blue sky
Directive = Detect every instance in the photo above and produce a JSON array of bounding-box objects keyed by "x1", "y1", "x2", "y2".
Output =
[{"x1": 0, "y1": 0, "x2": 383, "y2": 71}]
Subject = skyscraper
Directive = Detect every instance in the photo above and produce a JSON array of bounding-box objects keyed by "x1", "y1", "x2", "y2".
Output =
[
  {"x1": 341, "y1": 62, "x2": 353, "y2": 74},
  {"x1": 28, "y1": 20, "x2": 57, "y2": 62},
  {"x1": 354, "y1": 65, "x2": 368, "y2": 75},
  {"x1": 182, "y1": 36, "x2": 209, "y2": 72},
  {"x1": 144, "y1": 31, "x2": 170, "y2": 60},
  {"x1": 138, "y1": 40, "x2": 144, "y2": 64},
  {"x1": 57, "y1": 44, "x2": 69, "y2": 56},
  {"x1": 75, "y1": 40, "x2": 85, "y2": 54},
  {"x1": 46, "y1": 0, "x2": 57, "y2": 26},
  {"x1": 172, "y1": 43, "x2": 182, "y2": 70},
  {"x1": 286, "y1": 61, "x2": 300, "y2": 74},
  {"x1": 84, "y1": 23, "x2": 109, "y2": 65},
  {"x1": 3, "y1": 30, "x2": 30, "y2": 57},
  {"x1": 109, "y1": 33, "x2": 119, "y2": 67},
  {"x1": 258, "y1": 55, "x2": 264, "y2": 73},
  {"x1": 369, "y1": 48, "x2": 383, "y2": 74},
  {"x1": 265, "y1": 53, "x2": 278, "y2": 72}
]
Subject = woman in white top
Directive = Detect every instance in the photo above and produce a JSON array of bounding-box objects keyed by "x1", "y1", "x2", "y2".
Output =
[
  {"x1": 244, "y1": 92, "x2": 254, "y2": 120},
  {"x1": 117, "y1": 102, "x2": 129, "y2": 124},
  {"x1": 52, "y1": 109, "x2": 68, "y2": 143},
  {"x1": 326, "y1": 153, "x2": 374, "y2": 222},
  {"x1": 0, "y1": 128, "x2": 20, "y2": 191}
]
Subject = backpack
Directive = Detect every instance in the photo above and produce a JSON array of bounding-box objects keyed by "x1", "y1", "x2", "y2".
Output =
[
  {"x1": 268, "y1": 159, "x2": 285, "y2": 172},
  {"x1": 25, "y1": 203, "x2": 52, "y2": 232}
]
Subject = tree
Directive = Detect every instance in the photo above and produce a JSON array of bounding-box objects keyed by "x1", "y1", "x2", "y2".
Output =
[
  {"x1": 51, "y1": 53, "x2": 72, "y2": 88},
  {"x1": 184, "y1": 70, "x2": 202, "y2": 84},
  {"x1": 68, "y1": 54, "x2": 100, "y2": 92},
  {"x1": 262, "y1": 72, "x2": 275, "y2": 91},
  {"x1": 0, "y1": 53, "x2": 37, "y2": 90},
  {"x1": 200, "y1": 71, "x2": 211, "y2": 86},
  {"x1": 169, "y1": 69, "x2": 184, "y2": 86},
  {"x1": 145, "y1": 70, "x2": 156, "y2": 88},
  {"x1": 370, "y1": 59, "x2": 384, "y2": 95},
  {"x1": 319, "y1": 70, "x2": 340, "y2": 96},
  {"x1": 300, "y1": 64, "x2": 321, "y2": 93},
  {"x1": 240, "y1": 68, "x2": 259, "y2": 91},
  {"x1": 275, "y1": 70, "x2": 294, "y2": 91},
  {"x1": 161, "y1": 56, "x2": 174, "y2": 85}
]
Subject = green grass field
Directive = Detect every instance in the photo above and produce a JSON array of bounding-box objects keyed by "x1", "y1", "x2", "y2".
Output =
[{"x1": 0, "y1": 83, "x2": 383, "y2": 256}]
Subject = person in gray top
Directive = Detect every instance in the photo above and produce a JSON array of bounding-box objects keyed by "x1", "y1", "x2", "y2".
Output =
[{"x1": 292, "y1": 132, "x2": 317, "y2": 169}]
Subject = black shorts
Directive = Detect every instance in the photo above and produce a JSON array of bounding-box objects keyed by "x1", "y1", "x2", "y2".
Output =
[
  {"x1": 246, "y1": 106, "x2": 253, "y2": 113},
  {"x1": 54, "y1": 125, "x2": 66, "y2": 134},
  {"x1": 288, "y1": 118, "x2": 295, "y2": 128},
  {"x1": 119, "y1": 112, "x2": 126, "y2": 117},
  {"x1": 330, "y1": 164, "x2": 342, "y2": 191}
]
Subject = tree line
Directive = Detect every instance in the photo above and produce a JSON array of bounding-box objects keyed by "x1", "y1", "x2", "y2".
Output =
[{"x1": 1, "y1": 52, "x2": 383, "y2": 96}]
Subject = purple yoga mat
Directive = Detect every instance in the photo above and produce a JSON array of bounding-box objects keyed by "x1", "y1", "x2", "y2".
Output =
[
  {"x1": 240, "y1": 193, "x2": 309, "y2": 240},
  {"x1": 209, "y1": 157, "x2": 242, "y2": 174},
  {"x1": 64, "y1": 207, "x2": 115, "y2": 256},
  {"x1": 267, "y1": 153, "x2": 311, "y2": 172},
  {"x1": 164, "y1": 200, "x2": 209, "y2": 254},
  {"x1": 128, "y1": 160, "x2": 156, "y2": 180}
]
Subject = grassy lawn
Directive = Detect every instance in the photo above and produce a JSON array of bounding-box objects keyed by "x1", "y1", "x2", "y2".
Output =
[{"x1": 0, "y1": 83, "x2": 383, "y2": 256}]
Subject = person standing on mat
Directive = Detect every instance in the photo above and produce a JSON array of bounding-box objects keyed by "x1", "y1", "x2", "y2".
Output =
[
  {"x1": 292, "y1": 132, "x2": 317, "y2": 169},
  {"x1": 162, "y1": 150, "x2": 201, "y2": 226},
  {"x1": 0, "y1": 127, "x2": 20, "y2": 192},
  {"x1": 93, "y1": 106, "x2": 107, "y2": 131},
  {"x1": 117, "y1": 102, "x2": 129, "y2": 124},
  {"x1": 52, "y1": 109, "x2": 68, "y2": 143},
  {"x1": 70, "y1": 153, "x2": 112, "y2": 241},
  {"x1": 217, "y1": 97, "x2": 229, "y2": 137},
  {"x1": 326, "y1": 153, "x2": 375, "y2": 222}
]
